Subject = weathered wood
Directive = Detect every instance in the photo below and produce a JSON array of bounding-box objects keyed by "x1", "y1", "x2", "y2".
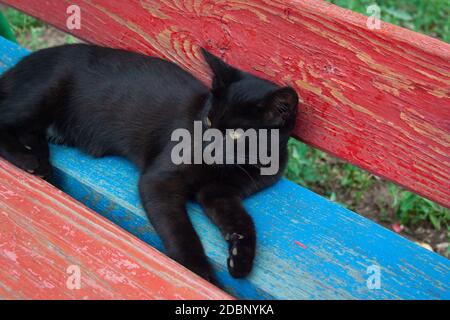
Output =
[
  {"x1": 2, "y1": 0, "x2": 449, "y2": 208},
  {"x1": 0, "y1": 37, "x2": 449, "y2": 299},
  {"x1": 0, "y1": 158, "x2": 232, "y2": 300},
  {"x1": 50, "y1": 143, "x2": 450, "y2": 300}
]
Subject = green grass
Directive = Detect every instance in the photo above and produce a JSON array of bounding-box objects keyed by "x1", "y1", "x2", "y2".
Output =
[
  {"x1": 327, "y1": 0, "x2": 450, "y2": 43},
  {"x1": 3, "y1": 7, "x2": 76, "y2": 50},
  {"x1": 286, "y1": 140, "x2": 450, "y2": 234},
  {"x1": 1, "y1": 3, "x2": 449, "y2": 246},
  {"x1": 3, "y1": 7, "x2": 43, "y2": 49}
]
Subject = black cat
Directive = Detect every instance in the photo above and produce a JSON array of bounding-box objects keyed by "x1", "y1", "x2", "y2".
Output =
[{"x1": 0, "y1": 44, "x2": 298, "y2": 282}]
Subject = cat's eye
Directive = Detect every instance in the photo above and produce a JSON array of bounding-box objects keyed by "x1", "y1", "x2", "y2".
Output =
[{"x1": 229, "y1": 131, "x2": 242, "y2": 140}]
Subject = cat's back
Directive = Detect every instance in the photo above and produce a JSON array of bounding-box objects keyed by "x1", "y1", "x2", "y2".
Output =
[
  {"x1": 61, "y1": 44, "x2": 207, "y2": 115},
  {"x1": 50, "y1": 44, "x2": 209, "y2": 163},
  {"x1": 71, "y1": 44, "x2": 204, "y2": 90}
]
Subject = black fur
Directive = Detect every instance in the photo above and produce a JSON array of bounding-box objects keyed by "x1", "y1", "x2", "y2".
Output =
[{"x1": 0, "y1": 44, "x2": 298, "y2": 282}]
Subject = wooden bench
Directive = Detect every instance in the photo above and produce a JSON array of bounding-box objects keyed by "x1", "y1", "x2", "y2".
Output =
[
  {"x1": 0, "y1": 0, "x2": 449, "y2": 299},
  {"x1": 0, "y1": 158, "x2": 232, "y2": 299}
]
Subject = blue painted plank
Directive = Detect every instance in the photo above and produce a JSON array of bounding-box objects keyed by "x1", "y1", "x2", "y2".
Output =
[{"x1": 1, "y1": 37, "x2": 449, "y2": 299}]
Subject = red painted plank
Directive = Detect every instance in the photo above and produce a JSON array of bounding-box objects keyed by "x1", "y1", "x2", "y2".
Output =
[
  {"x1": 1, "y1": 0, "x2": 449, "y2": 207},
  {"x1": 0, "y1": 159, "x2": 232, "y2": 300}
]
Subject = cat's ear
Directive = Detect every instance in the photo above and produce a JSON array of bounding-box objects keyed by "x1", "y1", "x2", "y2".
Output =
[
  {"x1": 262, "y1": 86, "x2": 299, "y2": 125},
  {"x1": 200, "y1": 48, "x2": 241, "y2": 92}
]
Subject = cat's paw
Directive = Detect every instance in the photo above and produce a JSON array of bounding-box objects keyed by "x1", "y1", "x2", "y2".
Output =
[
  {"x1": 34, "y1": 160, "x2": 53, "y2": 180},
  {"x1": 225, "y1": 232, "x2": 255, "y2": 278},
  {"x1": 9, "y1": 151, "x2": 52, "y2": 180},
  {"x1": 11, "y1": 152, "x2": 40, "y2": 174}
]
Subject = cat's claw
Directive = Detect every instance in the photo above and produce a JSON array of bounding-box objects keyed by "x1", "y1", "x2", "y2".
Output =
[
  {"x1": 225, "y1": 232, "x2": 244, "y2": 241},
  {"x1": 18, "y1": 155, "x2": 52, "y2": 180}
]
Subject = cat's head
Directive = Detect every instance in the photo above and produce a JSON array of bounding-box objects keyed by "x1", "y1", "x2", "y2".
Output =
[
  {"x1": 199, "y1": 49, "x2": 299, "y2": 176},
  {"x1": 201, "y1": 48, "x2": 298, "y2": 135}
]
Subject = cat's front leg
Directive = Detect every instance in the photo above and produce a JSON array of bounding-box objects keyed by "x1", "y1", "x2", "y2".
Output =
[
  {"x1": 197, "y1": 185, "x2": 256, "y2": 278},
  {"x1": 139, "y1": 169, "x2": 214, "y2": 282}
]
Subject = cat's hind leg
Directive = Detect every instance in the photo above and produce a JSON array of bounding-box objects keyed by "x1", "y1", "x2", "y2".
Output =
[
  {"x1": 18, "y1": 130, "x2": 52, "y2": 179},
  {"x1": 0, "y1": 130, "x2": 52, "y2": 180},
  {"x1": 0, "y1": 70, "x2": 58, "y2": 179},
  {"x1": 0, "y1": 130, "x2": 40, "y2": 173}
]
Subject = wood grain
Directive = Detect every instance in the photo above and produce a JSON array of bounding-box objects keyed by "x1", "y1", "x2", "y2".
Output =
[
  {"x1": 0, "y1": 38, "x2": 449, "y2": 299},
  {"x1": 49, "y1": 144, "x2": 450, "y2": 300},
  {"x1": 2, "y1": 0, "x2": 449, "y2": 207},
  {"x1": 0, "y1": 159, "x2": 232, "y2": 300}
]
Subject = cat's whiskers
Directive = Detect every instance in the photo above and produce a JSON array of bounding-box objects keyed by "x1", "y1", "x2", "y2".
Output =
[{"x1": 235, "y1": 164, "x2": 259, "y2": 191}]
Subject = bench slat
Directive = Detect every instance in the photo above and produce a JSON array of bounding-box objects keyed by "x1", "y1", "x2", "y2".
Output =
[
  {"x1": 0, "y1": 161, "x2": 231, "y2": 299},
  {"x1": 3, "y1": 0, "x2": 449, "y2": 208},
  {"x1": 0, "y1": 14, "x2": 449, "y2": 299},
  {"x1": 47, "y1": 144, "x2": 450, "y2": 300}
]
